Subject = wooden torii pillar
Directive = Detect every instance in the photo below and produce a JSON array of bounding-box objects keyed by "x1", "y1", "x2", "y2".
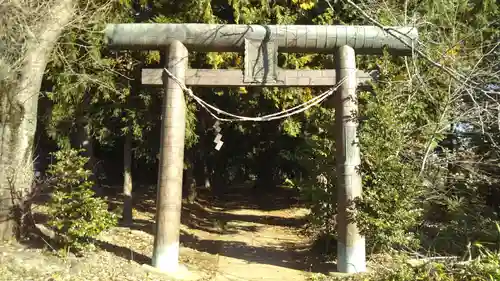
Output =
[{"x1": 104, "y1": 23, "x2": 418, "y2": 274}]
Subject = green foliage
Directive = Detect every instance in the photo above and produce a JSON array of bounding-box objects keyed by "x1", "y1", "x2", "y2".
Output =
[
  {"x1": 297, "y1": 0, "x2": 499, "y2": 256},
  {"x1": 46, "y1": 148, "x2": 117, "y2": 253},
  {"x1": 330, "y1": 262, "x2": 499, "y2": 281},
  {"x1": 324, "y1": 255, "x2": 500, "y2": 281},
  {"x1": 295, "y1": 107, "x2": 337, "y2": 245},
  {"x1": 320, "y1": 237, "x2": 500, "y2": 281},
  {"x1": 354, "y1": 54, "x2": 427, "y2": 251},
  {"x1": 40, "y1": 0, "x2": 499, "y2": 264}
]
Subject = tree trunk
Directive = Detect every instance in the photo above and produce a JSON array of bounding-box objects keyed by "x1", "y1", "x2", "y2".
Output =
[
  {"x1": 184, "y1": 152, "x2": 197, "y2": 204},
  {"x1": 195, "y1": 110, "x2": 213, "y2": 191},
  {"x1": 0, "y1": 0, "x2": 75, "y2": 241},
  {"x1": 122, "y1": 132, "x2": 133, "y2": 225}
]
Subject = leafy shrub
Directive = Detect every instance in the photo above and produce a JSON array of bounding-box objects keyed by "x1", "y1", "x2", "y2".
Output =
[
  {"x1": 294, "y1": 108, "x2": 339, "y2": 255},
  {"x1": 419, "y1": 149, "x2": 500, "y2": 255},
  {"x1": 46, "y1": 148, "x2": 117, "y2": 253},
  {"x1": 321, "y1": 247, "x2": 500, "y2": 281},
  {"x1": 297, "y1": 54, "x2": 428, "y2": 254}
]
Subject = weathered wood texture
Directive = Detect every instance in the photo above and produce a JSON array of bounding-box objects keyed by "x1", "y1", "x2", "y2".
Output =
[
  {"x1": 335, "y1": 45, "x2": 365, "y2": 273},
  {"x1": 104, "y1": 22, "x2": 420, "y2": 275},
  {"x1": 142, "y1": 68, "x2": 374, "y2": 87},
  {"x1": 152, "y1": 40, "x2": 187, "y2": 273},
  {"x1": 105, "y1": 24, "x2": 417, "y2": 55}
]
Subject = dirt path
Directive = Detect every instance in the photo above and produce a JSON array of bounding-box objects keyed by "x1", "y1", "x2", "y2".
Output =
[
  {"x1": 205, "y1": 208, "x2": 311, "y2": 281},
  {"x1": 0, "y1": 188, "x2": 328, "y2": 281},
  {"x1": 179, "y1": 190, "x2": 321, "y2": 281}
]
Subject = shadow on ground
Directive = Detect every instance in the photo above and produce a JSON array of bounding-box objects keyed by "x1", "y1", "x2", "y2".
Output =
[
  {"x1": 27, "y1": 184, "x2": 334, "y2": 275},
  {"x1": 179, "y1": 230, "x2": 335, "y2": 274},
  {"x1": 131, "y1": 203, "x2": 306, "y2": 235},
  {"x1": 128, "y1": 187, "x2": 333, "y2": 275},
  {"x1": 19, "y1": 223, "x2": 151, "y2": 266},
  {"x1": 95, "y1": 239, "x2": 151, "y2": 264},
  {"x1": 129, "y1": 187, "x2": 307, "y2": 236},
  {"x1": 132, "y1": 185, "x2": 303, "y2": 214},
  {"x1": 212, "y1": 187, "x2": 303, "y2": 212}
]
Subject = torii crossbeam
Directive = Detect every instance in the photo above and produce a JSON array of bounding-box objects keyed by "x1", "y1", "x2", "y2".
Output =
[{"x1": 104, "y1": 23, "x2": 418, "y2": 275}]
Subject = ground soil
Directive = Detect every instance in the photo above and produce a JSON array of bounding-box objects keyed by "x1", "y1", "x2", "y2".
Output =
[{"x1": 0, "y1": 186, "x2": 334, "y2": 281}]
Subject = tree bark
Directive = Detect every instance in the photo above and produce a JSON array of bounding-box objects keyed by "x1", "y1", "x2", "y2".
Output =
[
  {"x1": 184, "y1": 150, "x2": 197, "y2": 204},
  {"x1": 0, "y1": 0, "x2": 75, "y2": 241},
  {"x1": 122, "y1": 132, "x2": 133, "y2": 225},
  {"x1": 194, "y1": 109, "x2": 213, "y2": 191}
]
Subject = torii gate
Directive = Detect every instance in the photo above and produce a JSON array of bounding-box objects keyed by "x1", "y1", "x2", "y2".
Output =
[{"x1": 104, "y1": 24, "x2": 418, "y2": 274}]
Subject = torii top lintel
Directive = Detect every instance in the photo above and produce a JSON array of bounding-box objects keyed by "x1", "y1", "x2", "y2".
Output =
[{"x1": 104, "y1": 23, "x2": 418, "y2": 55}]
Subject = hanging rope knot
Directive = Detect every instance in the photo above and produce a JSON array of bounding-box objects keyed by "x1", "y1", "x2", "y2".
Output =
[{"x1": 163, "y1": 67, "x2": 350, "y2": 123}]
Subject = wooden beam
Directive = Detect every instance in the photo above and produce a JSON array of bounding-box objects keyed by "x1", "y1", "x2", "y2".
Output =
[
  {"x1": 335, "y1": 45, "x2": 365, "y2": 273},
  {"x1": 142, "y1": 68, "x2": 373, "y2": 87},
  {"x1": 105, "y1": 24, "x2": 418, "y2": 55},
  {"x1": 152, "y1": 40, "x2": 187, "y2": 273}
]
